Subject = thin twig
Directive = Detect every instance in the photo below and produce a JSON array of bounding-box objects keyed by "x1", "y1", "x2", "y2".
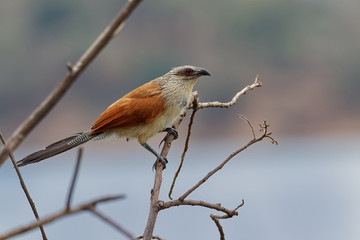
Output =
[
  {"x1": 89, "y1": 206, "x2": 133, "y2": 239},
  {"x1": 238, "y1": 115, "x2": 256, "y2": 139},
  {"x1": 0, "y1": 195, "x2": 125, "y2": 240},
  {"x1": 66, "y1": 148, "x2": 83, "y2": 210},
  {"x1": 179, "y1": 121, "x2": 275, "y2": 201},
  {"x1": 168, "y1": 99, "x2": 198, "y2": 200},
  {"x1": 0, "y1": 0, "x2": 144, "y2": 166},
  {"x1": 0, "y1": 132, "x2": 47, "y2": 240}
]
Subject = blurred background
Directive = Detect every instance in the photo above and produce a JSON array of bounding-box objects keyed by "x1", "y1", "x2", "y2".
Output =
[{"x1": 0, "y1": 0, "x2": 359, "y2": 239}]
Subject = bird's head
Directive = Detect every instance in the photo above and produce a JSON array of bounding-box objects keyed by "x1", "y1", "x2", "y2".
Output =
[
  {"x1": 160, "y1": 65, "x2": 210, "y2": 96},
  {"x1": 170, "y1": 65, "x2": 210, "y2": 80}
]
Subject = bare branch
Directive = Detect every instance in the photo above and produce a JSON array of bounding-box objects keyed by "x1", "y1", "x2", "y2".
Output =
[
  {"x1": 133, "y1": 235, "x2": 165, "y2": 240},
  {"x1": 0, "y1": 195, "x2": 125, "y2": 240},
  {"x1": 197, "y1": 75, "x2": 261, "y2": 109},
  {"x1": 0, "y1": 0, "x2": 144, "y2": 166},
  {"x1": 66, "y1": 148, "x2": 83, "y2": 210},
  {"x1": 89, "y1": 206, "x2": 134, "y2": 239},
  {"x1": 0, "y1": 132, "x2": 47, "y2": 240},
  {"x1": 143, "y1": 112, "x2": 187, "y2": 240},
  {"x1": 160, "y1": 199, "x2": 240, "y2": 217}
]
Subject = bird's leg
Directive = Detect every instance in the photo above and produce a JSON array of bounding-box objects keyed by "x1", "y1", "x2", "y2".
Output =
[
  {"x1": 141, "y1": 143, "x2": 168, "y2": 169},
  {"x1": 158, "y1": 127, "x2": 178, "y2": 148}
]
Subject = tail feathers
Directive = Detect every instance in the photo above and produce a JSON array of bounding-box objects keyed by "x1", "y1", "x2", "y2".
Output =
[{"x1": 17, "y1": 131, "x2": 96, "y2": 167}]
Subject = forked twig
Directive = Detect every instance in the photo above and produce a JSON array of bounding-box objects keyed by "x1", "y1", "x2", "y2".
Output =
[
  {"x1": 210, "y1": 200, "x2": 245, "y2": 240},
  {"x1": 0, "y1": 132, "x2": 47, "y2": 240},
  {"x1": 179, "y1": 120, "x2": 277, "y2": 201}
]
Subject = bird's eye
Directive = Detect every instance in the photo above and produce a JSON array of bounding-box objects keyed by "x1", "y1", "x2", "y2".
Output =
[{"x1": 185, "y1": 68, "x2": 193, "y2": 75}]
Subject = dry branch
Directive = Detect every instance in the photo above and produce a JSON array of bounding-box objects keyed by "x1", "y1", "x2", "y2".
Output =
[
  {"x1": 0, "y1": 0, "x2": 143, "y2": 166},
  {"x1": 197, "y1": 75, "x2": 261, "y2": 109},
  {"x1": 0, "y1": 195, "x2": 125, "y2": 240},
  {"x1": 160, "y1": 199, "x2": 241, "y2": 216},
  {"x1": 142, "y1": 114, "x2": 186, "y2": 239},
  {"x1": 0, "y1": 133, "x2": 47, "y2": 240}
]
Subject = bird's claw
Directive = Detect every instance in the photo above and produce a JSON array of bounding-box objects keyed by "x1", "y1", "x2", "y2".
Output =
[
  {"x1": 159, "y1": 127, "x2": 179, "y2": 148},
  {"x1": 152, "y1": 156, "x2": 168, "y2": 170}
]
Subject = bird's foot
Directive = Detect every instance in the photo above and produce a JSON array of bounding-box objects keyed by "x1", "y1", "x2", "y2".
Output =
[
  {"x1": 159, "y1": 127, "x2": 178, "y2": 148},
  {"x1": 152, "y1": 156, "x2": 168, "y2": 170}
]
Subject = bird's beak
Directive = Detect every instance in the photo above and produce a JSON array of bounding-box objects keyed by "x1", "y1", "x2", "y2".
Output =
[{"x1": 197, "y1": 68, "x2": 211, "y2": 76}]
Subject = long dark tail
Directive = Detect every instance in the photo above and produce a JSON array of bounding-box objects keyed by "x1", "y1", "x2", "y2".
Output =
[{"x1": 17, "y1": 131, "x2": 98, "y2": 167}]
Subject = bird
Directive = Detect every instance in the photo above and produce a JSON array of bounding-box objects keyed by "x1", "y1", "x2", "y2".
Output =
[{"x1": 16, "y1": 65, "x2": 210, "y2": 168}]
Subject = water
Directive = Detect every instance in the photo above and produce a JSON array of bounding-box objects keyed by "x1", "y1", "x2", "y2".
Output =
[{"x1": 0, "y1": 136, "x2": 359, "y2": 240}]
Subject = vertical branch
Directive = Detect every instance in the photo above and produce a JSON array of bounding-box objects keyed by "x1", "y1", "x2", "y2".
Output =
[
  {"x1": 0, "y1": 133, "x2": 48, "y2": 240},
  {"x1": 143, "y1": 113, "x2": 186, "y2": 240},
  {"x1": 66, "y1": 148, "x2": 83, "y2": 210},
  {"x1": 0, "y1": 0, "x2": 144, "y2": 166}
]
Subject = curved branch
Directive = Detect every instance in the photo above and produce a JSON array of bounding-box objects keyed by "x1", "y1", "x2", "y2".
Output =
[
  {"x1": 0, "y1": 0, "x2": 143, "y2": 166},
  {"x1": 197, "y1": 75, "x2": 261, "y2": 109},
  {"x1": 159, "y1": 199, "x2": 239, "y2": 217}
]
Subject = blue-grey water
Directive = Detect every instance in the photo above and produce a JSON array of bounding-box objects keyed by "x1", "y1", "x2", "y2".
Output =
[{"x1": 0, "y1": 136, "x2": 359, "y2": 240}]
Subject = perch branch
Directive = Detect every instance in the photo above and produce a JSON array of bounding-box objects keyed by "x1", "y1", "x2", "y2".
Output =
[
  {"x1": 0, "y1": 0, "x2": 143, "y2": 166},
  {"x1": 0, "y1": 133, "x2": 47, "y2": 240},
  {"x1": 142, "y1": 111, "x2": 187, "y2": 240}
]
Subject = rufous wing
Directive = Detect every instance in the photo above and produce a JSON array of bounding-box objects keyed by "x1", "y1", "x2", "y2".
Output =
[{"x1": 89, "y1": 80, "x2": 165, "y2": 135}]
